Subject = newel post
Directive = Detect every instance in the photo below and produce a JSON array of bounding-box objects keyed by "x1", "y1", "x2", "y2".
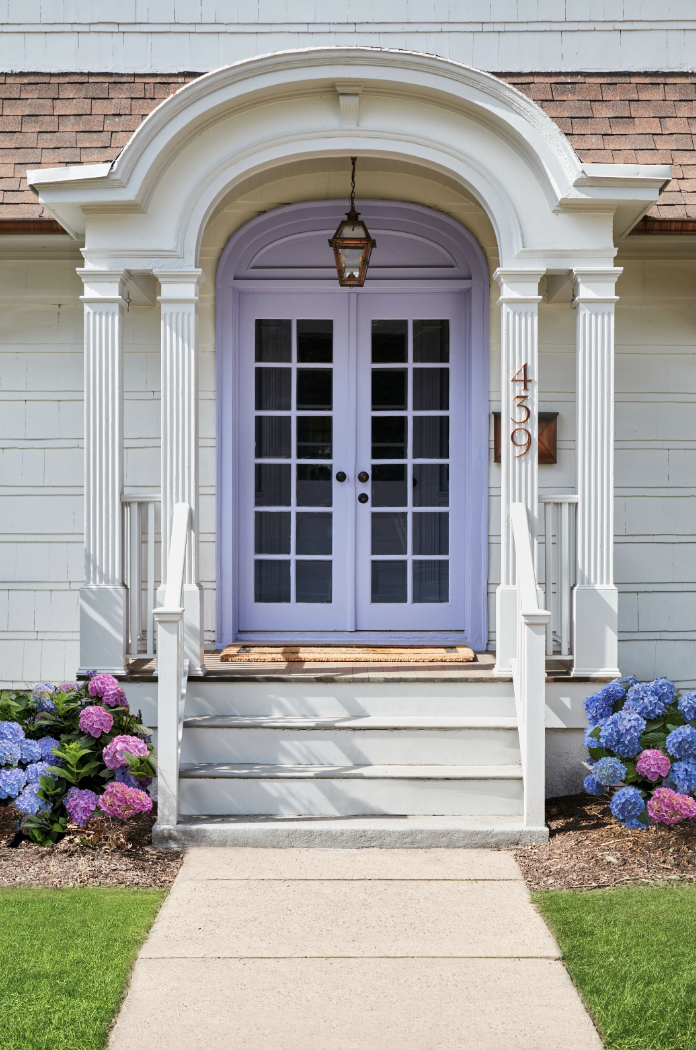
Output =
[
  {"x1": 155, "y1": 270, "x2": 207, "y2": 677},
  {"x1": 493, "y1": 269, "x2": 544, "y2": 676},
  {"x1": 77, "y1": 269, "x2": 129, "y2": 676},
  {"x1": 571, "y1": 268, "x2": 622, "y2": 678}
]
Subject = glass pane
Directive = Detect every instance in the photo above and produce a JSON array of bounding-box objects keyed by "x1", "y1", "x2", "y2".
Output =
[
  {"x1": 297, "y1": 465, "x2": 332, "y2": 506},
  {"x1": 296, "y1": 512, "x2": 332, "y2": 555},
  {"x1": 371, "y1": 561, "x2": 407, "y2": 603},
  {"x1": 255, "y1": 417, "x2": 291, "y2": 458},
  {"x1": 372, "y1": 465, "x2": 407, "y2": 507},
  {"x1": 297, "y1": 369, "x2": 332, "y2": 410},
  {"x1": 255, "y1": 367, "x2": 291, "y2": 410},
  {"x1": 413, "y1": 465, "x2": 449, "y2": 507},
  {"x1": 255, "y1": 319, "x2": 291, "y2": 362},
  {"x1": 413, "y1": 417, "x2": 449, "y2": 459},
  {"x1": 371, "y1": 320, "x2": 407, "y2": 363},
  {"x1": 254, "y1": 560, "x2": 290, "y2": 602},
  {"x1": 296, "y1": 561, "x2": 332, "y2": 603},
  {"x1": 298, "y1": 320, "x2": 333, "y2": 363},
  {"x1": 371, "y1": 512, "x2": 407, "y2": 555},
  {"x1": 339, "y1": 246, "x2": 364, "y2": 280},
  {"x1": 413, "y1": 512, "x2": 449, "y2": 555},
  {"x1": 413, "y1": 561, "x2": 449, "y2": 603},
  {"x1": 255, "y1": 464, "x2": 291, "y2": 506},
  {"x1": 297, "y1": 416, "x2": 332, "y2": 459},
  {"x1": 413, "y1": 368, "x2": 449, "y2": 410},
  {"x1": 413, "y1": 320, "x2": 449, "y2": 363},
  {"x1": 372, "y1": 370, "x2": 407, "y2": 409},
  {"x1": 372, "y1": 416, "x2": 406, "y2": 459},
  {"x1": 255, "y1": 512, "x2": 290, "y2": 554}
]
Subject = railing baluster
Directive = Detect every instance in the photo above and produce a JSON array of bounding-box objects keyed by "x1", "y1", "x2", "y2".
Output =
[
  {"x1": 560, "y1": 500, "x2": 570, "y2": 657},
  {"x1": 538, "y1": 495, "x2": 578, "y2": 658},
  {"x1": 146, "y1": 500, "x2": 155, "y2": 657},
  {"x1": 544, "y1": 501, "x2": 554, "y2": 656},
  {"x1": 121, "y1": 494, "x2": 161, "y2": 661}
]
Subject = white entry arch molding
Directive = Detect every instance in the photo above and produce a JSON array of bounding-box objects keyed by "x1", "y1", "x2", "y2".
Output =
[{"x1": 28, "y1": 47, "x2": 669, "y2": 675}]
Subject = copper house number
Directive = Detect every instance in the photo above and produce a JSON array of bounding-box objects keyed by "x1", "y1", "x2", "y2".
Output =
[{"x1": 510, "y1": 362, "x2": 532, "y2": 457}]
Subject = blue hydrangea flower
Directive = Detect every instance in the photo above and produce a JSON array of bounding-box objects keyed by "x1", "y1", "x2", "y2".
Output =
[
  {"x1": 602, "y1": 680, "x2": 628, "y2": 704},
  {"x1": 31, "y1": 683, "x2": 56, "y2": 713},
  {"x1": 584, "y1": 722, "x2": 607, "y2": 750},
  {"x1": 36, "y1": 736, "x2": 61, "y2": 763},
  {"x1": 665, "y1": 757, "x2": 696, "y2": 796},
  {"x1": 14, "y1": 786, "x2": 51, "y2": 816},
  {"x1": 584, "y1": 774, "x2": 606, "y2": 796},
  {"x1": 584, "y1": 691, "x2": 615, "y2": 725},
  {"x1": 666, "y1": 725, "x2": 696, "y2": 759},
  {"x1": 0, "y1": 721, "x2": 24, "y2": 743},
  {"x1": 600, "y1": 709, "x2": 646, "y2": 758},
  {"x1": 610, "y1": 785, "x2": 649, "y2": 829},
  {"x1": 24, "y1": 761, "x2": 56, "y2": 787},
  {"x1": 0, "y1": 739, "x2": 21, "y2": 767},
  {"x1": 19, "y1": 738, "x2": 42, "y2": 764},
  {"x1": 0, "y1": 766, "x2": 27, "y2": 799},
  {"x1": 652, "y1": 677, "x2": 677, "y2": 704},
  {"x1": 678, "y1": 692, "x2": 696, "y2": 723},
  {"x1": 624, "y1": 682, "x2": 670, "y2": 720},
  {"x1": 593, "y1": 756, "x2": 627, "y2": 786},
  {"x1": 619, "y1": 676, "x2": 638, "y2": 688}
]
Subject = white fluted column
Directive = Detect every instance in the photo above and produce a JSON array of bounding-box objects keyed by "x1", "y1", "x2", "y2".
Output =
[
  {"x1": 77, "y1": 269, "x2": 128, "y2": 675},
  {"x1": 493, "y1": 269, "x2": 544, "y2": 675},
  {"x1": 571, "y1": 268, "x2": 622, "y2": 677},
  {"x1": 155, "y1": 270, "x2": 206, "y2": 676}
]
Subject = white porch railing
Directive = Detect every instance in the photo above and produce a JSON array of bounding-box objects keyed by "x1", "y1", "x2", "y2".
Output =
[
  {"x1": 153, "y1": 502, "x2": 191, "y2": 827},
  {"x1": 510, "y1": 502, "x2": 550, "y2": 830},
  {"x1": 122, "y1": 494, "x2": 160, "y2": 660},
  {"x1": 539, "y1": 495, "x2": 578, "y2": 659}
]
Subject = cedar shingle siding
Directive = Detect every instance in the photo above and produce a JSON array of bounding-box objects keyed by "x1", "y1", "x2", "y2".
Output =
[{"x1": 1, "y1": 71, "x2": 695, "y2": 225}]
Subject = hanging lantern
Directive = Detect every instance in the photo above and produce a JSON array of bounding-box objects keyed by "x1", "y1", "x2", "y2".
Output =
[{"x1": 328, "y1": 157, "x2": 376, "y2": 287}]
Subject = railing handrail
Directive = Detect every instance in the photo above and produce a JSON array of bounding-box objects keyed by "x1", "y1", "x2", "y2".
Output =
[
  {"x1": 121, "y1": 493, "x2": 162, "y2": 503},
  {"x1": 163, "y1": 502, "x2": 190, "y2": 610},
  {"x1": 538, "y1": 494, "x2": 578, "y2": 504},
  {"x1": 510, "y1": 503, "x2": 539, "y2": 612}
]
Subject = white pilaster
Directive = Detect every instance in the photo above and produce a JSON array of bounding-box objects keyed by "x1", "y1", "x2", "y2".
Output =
[
  {"x1": 155, "y1": 269, "x2": 206, "y2": 676},
  {"x1": 571, "y1": 268, "x2": 622, "y2": 678},
  {"x1": 493, "y1": 270, "x2": 543, "y2": 676},
  {"x1": 77, "y1": 269, "x2": 128, "y2": 675}
]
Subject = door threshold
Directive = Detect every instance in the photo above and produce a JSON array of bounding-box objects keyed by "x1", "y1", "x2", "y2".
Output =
[{"x1": 236, "y1": 631, "x2": 471, "y2": 645}]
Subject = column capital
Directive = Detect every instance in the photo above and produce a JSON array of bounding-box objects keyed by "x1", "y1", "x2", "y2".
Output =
[
  {"x1": 155, "y1": 268, "x2": 206, "y2": 304},
  {"x1": 77, "y1": 268, "x2": 129, "y2": 303},
  {"x1": 493, "y1": 268, "x2": 544, "y2": 303},
  {"x1": 571, "y1": 267, "x2": 622, "y2": 304}
]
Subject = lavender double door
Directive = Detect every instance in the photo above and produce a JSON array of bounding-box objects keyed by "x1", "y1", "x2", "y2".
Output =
[{"x1": 238, "y1": 290, "x2": 465, "y2": 634}]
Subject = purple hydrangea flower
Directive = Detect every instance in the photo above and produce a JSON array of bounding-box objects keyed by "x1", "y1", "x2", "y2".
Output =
[
  {"x1": 593, "y1": 756, "x2": 627, "y2": 786},
  {"x1": 0, "y1": 721, "x2": 24, "y2": 743},
  {"x1": 0, "y1": 766, "x2": 27, "y2": 799},
  {"x1": 101, "y1": 686, "x2": 128, "y2": 709},
  {"x1": 102, "y1": 735, "x2": 149, "y2": 770},
  {"x1": 78, "y1": 705, "x2": 114, "y2": 739},
  {"x1": 610, "y1": 785, "x2": 649, "y2": 829},
  {"x1": 583, "y1": 773, "x2": 606, "y2": 796},
  {"x1": 600, "y1": 709, "x2": 646, "y2": 758},
  {"x1": 88, "y1": 673, "x2": 120, "y2": 699},
  {"x1": 31, "y1": 683, "x2": 56, "y2": 712},
  {"x1": 24, "y1": 761, "x2": 56, "y2": 787},
  {"x1": 0, "y1": 739, "x2": 21, "y2": 767},
  {"x1": 647, "y1": 786, "x2": 696, "y2": 824},
  {"x1": 97, "y1": 781, "x2": 153, "y2": 819},
  {"x1": 56, "y1": 682, "x2": 79, "y2": 694},
  {"x1": 19, "y1": 738, "x2": 42, "y2": 764},
  {"x1": 36, "y1": 736, "x2": 61, "y2": 763},
  {"x1": 624, "y1": 682, "x2": 670, "y2": 720},
  {"x1": 635, "y1": 749, "x2": 671, "y2": 781},
  {"x1": 14, "y1": 786, "x2": 51, "y2": 816},
  {"x1": 666, "y1": 725, "x2": 696, "y2": 759},
  {"x1": 665, "y1": 757, "x2": 696, "y2": 796},
  {"x1": 583, "y1": 690, "x2": 616, "y2": 725},
  {"x1": 63, "y1": 786, "x2": 98, "y2": 827},
  {"x1": 678, "y1": 691, "x2": 696, "y2": 723}
]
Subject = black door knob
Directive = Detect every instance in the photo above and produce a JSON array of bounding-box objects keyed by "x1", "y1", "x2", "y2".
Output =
[
  {"x1": 335, "y1": 471, "x2": 346, "y2": 482},
  {"x1": 358, "y1": 471, "x2": 369, "y2": 483},
  {"x1": 358, "y1": 493, "x2": 369, "y2": 504}
]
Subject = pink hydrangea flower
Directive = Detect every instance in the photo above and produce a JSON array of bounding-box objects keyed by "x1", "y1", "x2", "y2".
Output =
[
  {"x1": 78, "y1": 705, "x2": 114, "y2": 738},
  {"x1": 97, "y1": 781, "x2": 153, "y2": 819},
  {"x1": 101, "y1": 686, "x2": 128, "y2": 709},
  {"x1": 64, "y1": 786, "x2": 98, "y2": 827},
  {"x1": 102, "y1": 734, "x2": 149, "y2": 770},
  {"x1": 88, "y1": 673, "x2": 120, "y2": 698},
  {"x1": 636, "y1": 749, "x2": 671, "y2": 782},
  {"x1": 647, "y1": 786, "x2": 696, "y2": 824}
]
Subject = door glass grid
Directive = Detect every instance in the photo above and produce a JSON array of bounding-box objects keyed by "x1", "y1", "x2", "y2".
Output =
[
  {"x1": 370, "y1": 319, "x2": 449, "y2": 604},
  {"x1": 254, "y1": 319, "x2": 334, "y2": 603}
]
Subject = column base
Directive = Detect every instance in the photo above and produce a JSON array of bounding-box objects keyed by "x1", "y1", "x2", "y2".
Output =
[
  {"x1": 571, "y1": 584, "x2": 620, "y2": 678},
  {"x1": 78, "y1": 584, "x2": 128, "y2": 677},
  {"x1": 494, "y1": 585, "x2": 517, "y2": 676}
]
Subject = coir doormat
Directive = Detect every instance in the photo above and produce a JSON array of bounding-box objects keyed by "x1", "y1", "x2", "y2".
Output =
[{"x1": 219, "y1": 645, "x2": 475, "y2": 663}]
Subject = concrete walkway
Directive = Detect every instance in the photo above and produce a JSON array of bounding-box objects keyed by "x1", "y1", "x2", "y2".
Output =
[{"x1": 110, "y1": 848, "x2": 603, "y2": 1050}]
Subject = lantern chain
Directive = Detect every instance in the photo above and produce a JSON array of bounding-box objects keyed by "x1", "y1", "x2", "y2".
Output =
[{"x1": 350, "y1": 156, "x2": 357, "y2": 213}]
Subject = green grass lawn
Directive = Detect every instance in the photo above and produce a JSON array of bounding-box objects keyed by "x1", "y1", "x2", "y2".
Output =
[
  {"x1": 536, "y1": 883, "x2": 696, "y2": 1050},
  {"x1": 0, "y1": 886, "x2": 165, "y2": 1050}
]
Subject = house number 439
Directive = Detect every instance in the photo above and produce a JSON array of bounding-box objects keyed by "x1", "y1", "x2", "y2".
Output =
[{"x1": 510, "y1": 362, "x2": 532, "y2": 458}]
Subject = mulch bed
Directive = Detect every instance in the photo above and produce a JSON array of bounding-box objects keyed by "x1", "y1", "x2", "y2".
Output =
[
  {"x1": 518, "y1": 793, "x2": 696, "y2": 891},
  {"x1": 0, "y1": 802, "x2": 183, "y2": 889}
]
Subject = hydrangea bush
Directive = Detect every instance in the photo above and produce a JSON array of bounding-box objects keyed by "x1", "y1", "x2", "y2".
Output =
[
  {"x1": 0, "y1": 674, "x2": 156, "y2": 844},
  {"x1": 583, "y1": 675, "x2": 696, "y2": 830}
]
